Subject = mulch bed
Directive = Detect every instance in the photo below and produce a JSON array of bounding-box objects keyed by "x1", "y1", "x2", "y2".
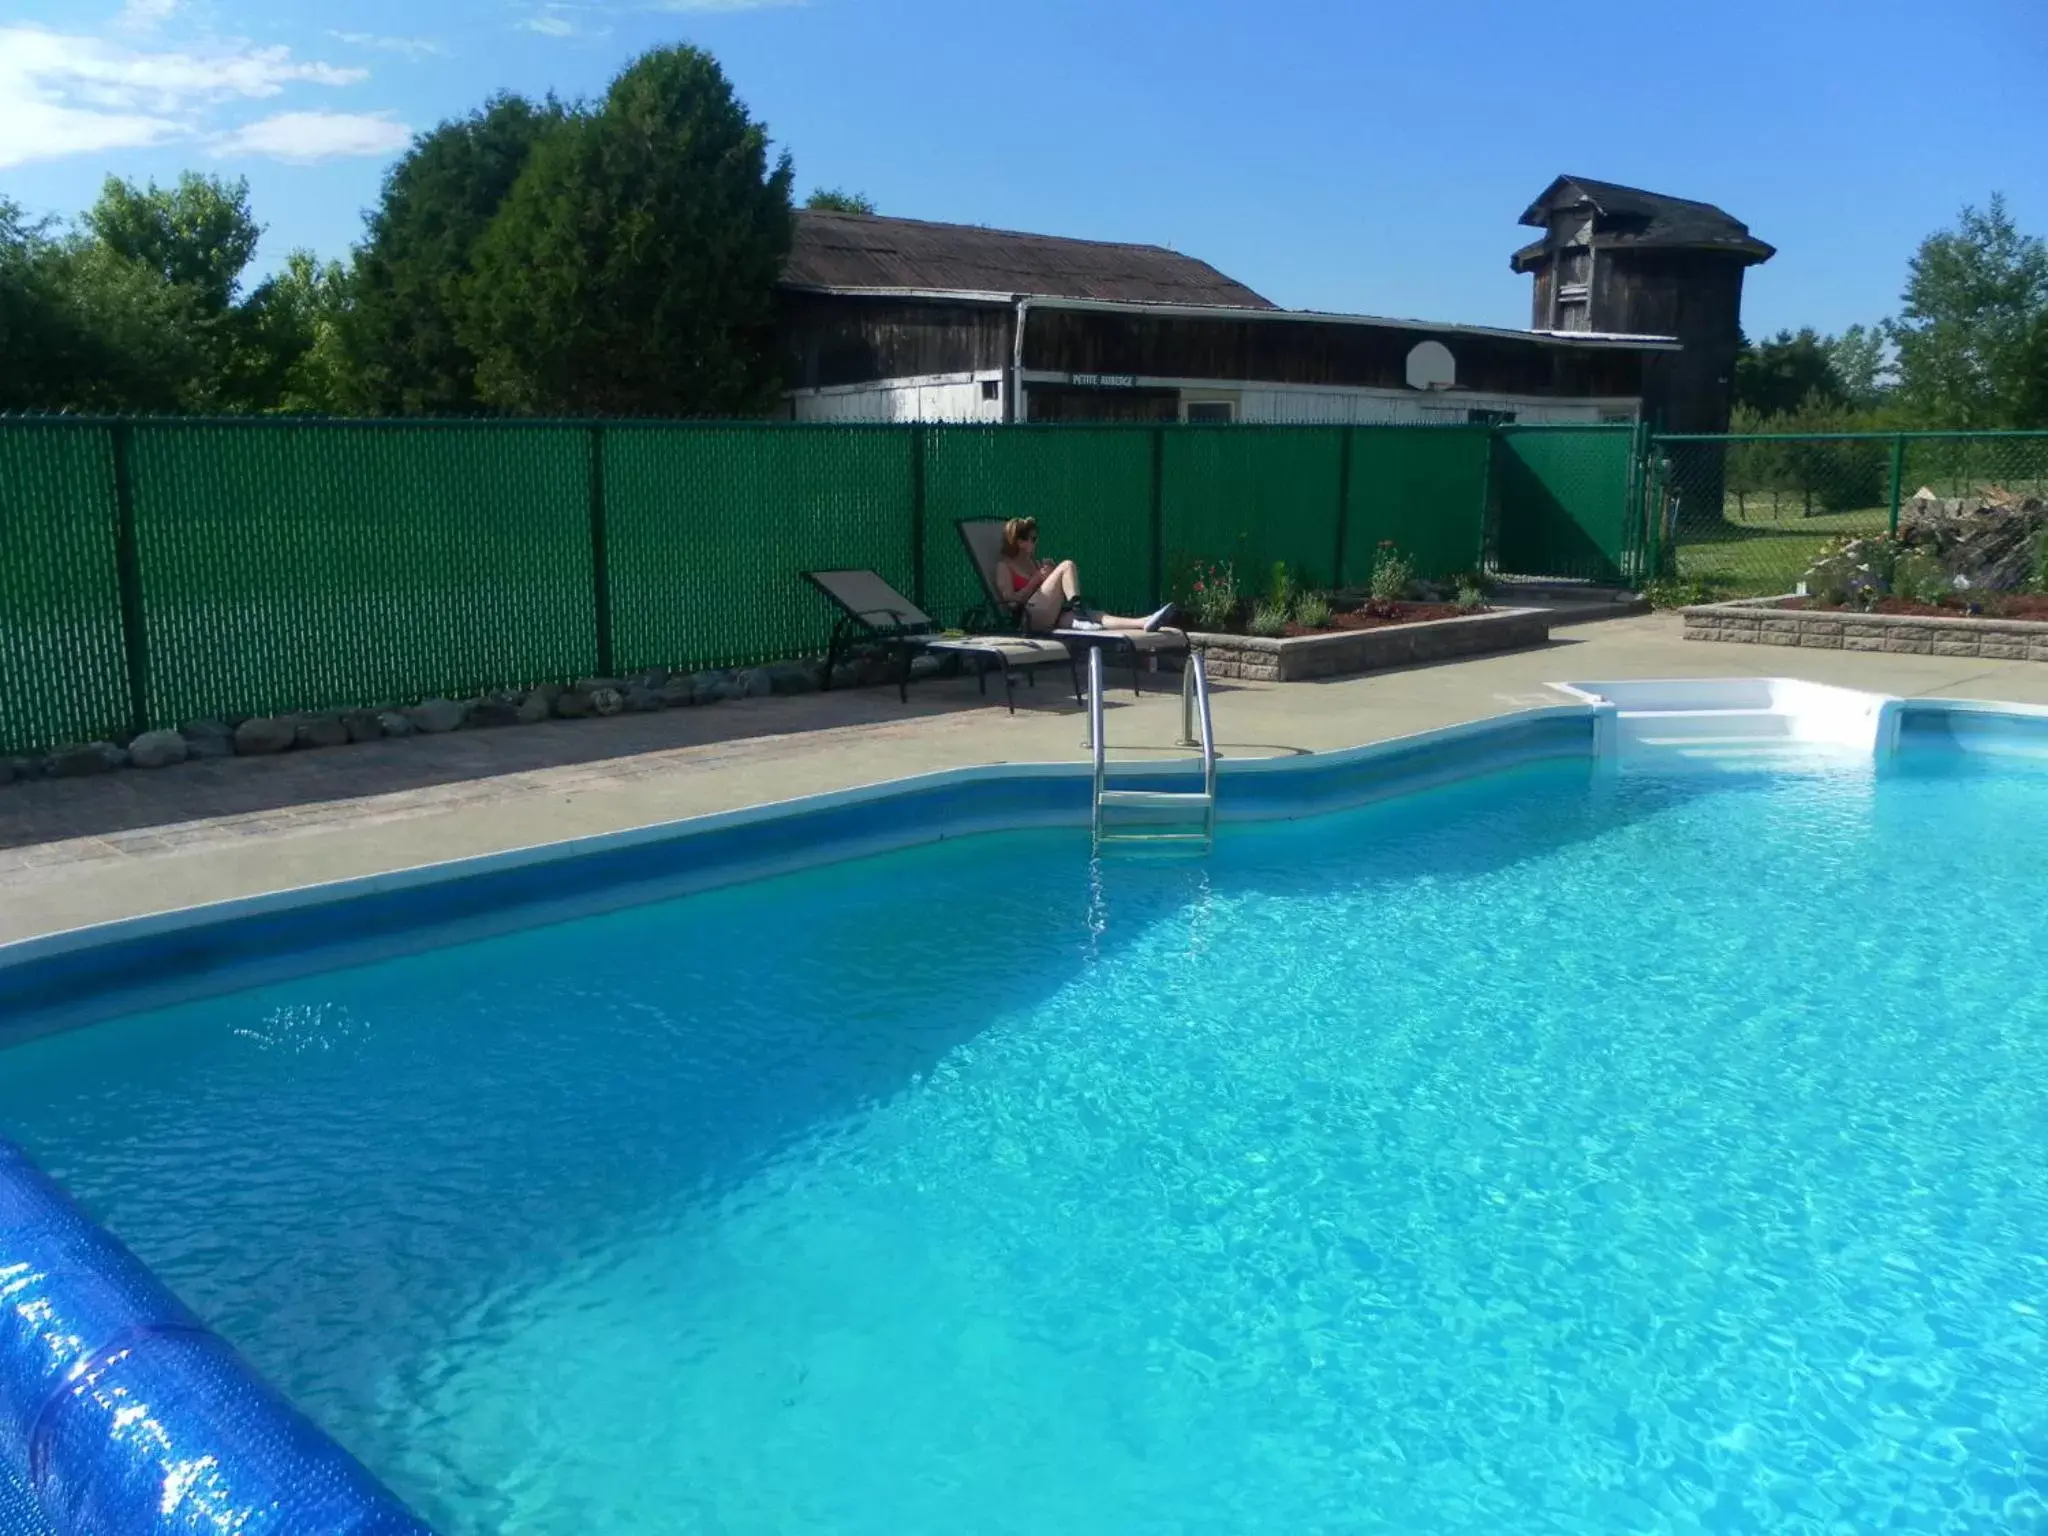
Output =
[
  {"x1": 1279, "y1": 602, "x2": 1479, "y2": 638},
  {"x1": 1791, "y1": 594, "x2": 2048, "y2": 621}
]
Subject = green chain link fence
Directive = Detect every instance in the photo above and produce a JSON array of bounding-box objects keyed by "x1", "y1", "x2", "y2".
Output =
[
  {"x1": 0, "y1": 417, "x2": 1498, "y2": 757},
  {"x1": 1652, "y1": 432, "x2": 2048, "y2": 598}
]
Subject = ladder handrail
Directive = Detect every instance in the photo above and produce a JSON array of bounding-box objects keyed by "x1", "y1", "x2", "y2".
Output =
[
  {"x1": 1088, "y1": 645, "x2": 1108, "y2": 845},
  {"x1": 1089, "y1": 642, "x2": 1214, "y2": 854},
  {"x1": 1191, "y1": 652, "x2": 1217, "y2": 839}
]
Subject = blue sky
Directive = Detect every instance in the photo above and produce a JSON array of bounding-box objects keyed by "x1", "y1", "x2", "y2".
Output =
[{"x1": 3, "y1": 0, "x2": 2043, "y2": 338}]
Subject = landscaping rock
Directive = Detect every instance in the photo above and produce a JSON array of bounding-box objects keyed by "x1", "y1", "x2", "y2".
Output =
[
  {"x1": 295, "y1": 715, "x2": 350, "y2": 749},
  {"x1": 575, "y1": 677, "x2": 625, "y2": 694},
  {"x1": 0, "y1": 759, "x2": 14, "y2": 786},
  {"x1": 235, "y1": 716, "x2": 298, "y2": 755},
  {"x1": 659, "y1": 678, "x2": 698, "y2": 708},
  {"x1": 694, "y1": 671, "x2": 753, "y2": 704},
  {"x1": 767, "y1": 660, "x2": 821, "y2": 696},
  {"x1": 342, "y1": 710, "x2": 384, "y2": 744},
  {"x1": 590, "y1": 686, "x2": 624, "y2": 717},
  {"x1": 1900, "y1": 486, "x2": 2048, "y2": 592},
  {"x1": 466, "y1": 698, "x2": 521, "y2": 729},
  {"x1": 622, "y1": 685, "x2": 666, "y2": 713},
  {"x1": 516, "y1": 684, "x2": 561, "y2": 725},
  {"x1": 553, "y1": 689, "x2": 594, "y2": 720},
  {"x1": 181, "y1": 720, "x2": 235, "y2": 758},
  {"x1": 376, "y1": 710, "x2": 414, "y2": 738},
  {"x1": 739, "y1": 667, "x2": 777, "y2": 699},
  {"x1": 907, "y1": 653, "x2": 946, "y2": 682},
  {"x1": 409, "y1": 698, "x2": 467, "y2": 734},
  {"x1": 47, "y1": 741, "x2": 127, "y2": 777},
  {"x1": 127, "y1": 728, "x2": 189, "y2": 769},
  {"x1": 6, "y1": 757, "x2": 38, "y2": 782},
  {"x1": 633, "y1": 667, "x2": 669, "y2": 691}
]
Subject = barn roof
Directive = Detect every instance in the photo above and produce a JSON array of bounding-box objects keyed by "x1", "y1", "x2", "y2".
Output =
[
  {"x1": 1513, "y1": 176, "x2": 1774, "y2": 267},
  {"x1": 784, "y1": 209, "x2": 1277, "y2": 308}
]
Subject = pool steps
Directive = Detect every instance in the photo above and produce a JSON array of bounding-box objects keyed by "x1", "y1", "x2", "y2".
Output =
[{"x1": 1556, "y1": 679, "x2": 1901, "y2": 769}]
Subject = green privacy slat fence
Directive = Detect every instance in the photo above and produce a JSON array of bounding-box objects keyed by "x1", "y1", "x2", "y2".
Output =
[
  {"x1": 922, "y1": 426, "x2": 1156, "y2": 625},
  {"x1": 0, "y1": 423, "x2": 129, "y2": 754},
  {"x1": 1161, "y1": 426, "x2": 1348, "y2": 593},
  {"x1": 0, "y1": 416, "x2": 1508, "y2": 757},
  {"x1": 1344, "y1": 425, "x2": 1493, "y2": 584},
  {"x1": 606, "y1": 424, "x2": 916, "y2": 673},
  {"x1": 130, "y1": 422, "x2": 596, "y2": 726},
  {"x1": 1490, "y1": 426, "x2": 1641, "y2": 584}
]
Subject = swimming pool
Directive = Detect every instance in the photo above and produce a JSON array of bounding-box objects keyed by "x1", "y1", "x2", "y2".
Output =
[{"x1": 5, "y1": 702, "x2": 2048, "y2": 1532}]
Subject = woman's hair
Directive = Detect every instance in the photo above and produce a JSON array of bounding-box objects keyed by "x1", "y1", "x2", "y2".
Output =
[{"x1": 1001, "y1": 517, "x2": 1038, "y2": 559}]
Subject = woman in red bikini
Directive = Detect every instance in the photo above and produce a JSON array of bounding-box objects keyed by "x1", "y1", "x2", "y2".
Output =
[{"x1": 995, "y1": 517, "x2": 1175, "y2": 634}]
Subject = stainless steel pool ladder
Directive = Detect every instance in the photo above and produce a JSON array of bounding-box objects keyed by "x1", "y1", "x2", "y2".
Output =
[{"x1": 1087, "y1": 645, "x2": 1217, "y2": 854}]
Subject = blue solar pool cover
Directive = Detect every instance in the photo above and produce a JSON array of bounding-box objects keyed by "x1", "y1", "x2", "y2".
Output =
[{"x1": 0, "y1": 1139, "x2": 430, "y2": 1535}]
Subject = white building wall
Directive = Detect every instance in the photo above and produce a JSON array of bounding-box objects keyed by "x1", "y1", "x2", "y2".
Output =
[
  {"x1": 789, "y1": 372, "x2": 1003, "y2": 424},
  {"x1": 1237, "y1": 386, "x2": 1621, "y2": 426}
]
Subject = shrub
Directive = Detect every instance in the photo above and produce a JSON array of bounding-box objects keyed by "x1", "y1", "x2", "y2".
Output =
[
  {"x1": 1176, "y1": 558, "x2": 1239, "y2": 632},
  {"x1": 1267, "y1": 561, "x2": 1298, "y2": 610},
  {"x1": 1247, "y1": 599, "x2": 1290, "y2": 637},
  {"x1": 1291, "y1": 590, "x2": 1332, "y2": 629},
  {"x1": 1454, "y1": 583, "x2": 1486, "y2": 611},
  {"x1": 1368, "y1": 540, "x2": 1412, "y2": 606},
  {"x1": 1892, "y1": 550, "x2": 1948, "y2": 605}
]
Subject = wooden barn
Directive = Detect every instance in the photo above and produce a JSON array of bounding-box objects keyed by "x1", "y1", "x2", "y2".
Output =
[
  {"x1": 779, "y1": 208, "x2": 1678, "y2": 427},
  {"x1": 1511, "y1": 176, "x2": 1774, "y2": 434}
]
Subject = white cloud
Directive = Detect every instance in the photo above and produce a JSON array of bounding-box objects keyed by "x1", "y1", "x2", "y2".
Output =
[
  {"x1": 212, "y1": 110, "x2": 413, "y2": 162},
  {"x1": 520, "y1": 14, "x2": 581, "y2": 33},
  {"x1": 329, "y1": 31, "x2": 446, "y2": 60},
  {"x1": 0, "y1": 21, "x2": 398, "y2": 169},
  {"x1": 646, "y1": 0, "x2": 805, "y2": 9},
  {"x1": 114, "y1": 0, "x2": 181, "y2": 34}
]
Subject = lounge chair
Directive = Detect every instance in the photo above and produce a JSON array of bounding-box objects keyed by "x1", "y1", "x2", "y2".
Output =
[
  {"x1": 803, "y1": 568, "x2": 1079, "y2": 713},
  {"x1": 953, "y1": 518, "x2": 1189, "y2": 694}
]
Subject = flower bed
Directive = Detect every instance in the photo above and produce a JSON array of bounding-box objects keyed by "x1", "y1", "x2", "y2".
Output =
[{"x1": 1190, "y1": 607, "x2": 1550, "y2": 681}]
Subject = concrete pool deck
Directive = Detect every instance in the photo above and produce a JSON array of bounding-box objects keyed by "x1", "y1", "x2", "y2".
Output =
[{"x1": 7, "y1": 611, "x2": 2048, "y2": 946}]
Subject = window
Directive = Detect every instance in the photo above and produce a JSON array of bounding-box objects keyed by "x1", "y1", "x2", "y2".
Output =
[
  {"x1": 980, "y1": 380, "x2": 1000, "y2": 402},
  {"x1": 1185, "y1": 400, "x2": 1235, "y2": 424}
]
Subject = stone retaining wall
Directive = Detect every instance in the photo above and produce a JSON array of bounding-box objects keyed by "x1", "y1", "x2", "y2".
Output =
[
  {"x1": 1190, "y1": 607, "x2": 1551, "y2": 682},
  {"x1": 1683, "y1": 598, "x2": 2048, "y2": 661}
]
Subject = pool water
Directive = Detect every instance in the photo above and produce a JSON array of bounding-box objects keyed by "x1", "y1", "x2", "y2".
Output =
[{"x1": 6, "y1": 756, "x2": 2048, "y2": 1534}]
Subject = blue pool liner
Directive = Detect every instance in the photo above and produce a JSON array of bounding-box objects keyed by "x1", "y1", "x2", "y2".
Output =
[{"x1": 0, "y1": 1140, "x2": 431, "y2": 1535}]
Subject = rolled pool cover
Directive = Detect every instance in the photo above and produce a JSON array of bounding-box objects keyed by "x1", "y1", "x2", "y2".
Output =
[{"x1": 0, "y1": 1139, "x2": 431, "y2": 1535}]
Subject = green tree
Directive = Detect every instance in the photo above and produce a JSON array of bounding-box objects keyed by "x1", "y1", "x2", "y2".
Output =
[
  {"x1": 228, "y1": 251, "x2": 349, "y2": 412},
  {"x1": 464, "y1": 46, "x2": 794, "y2": 416},
  {"x1": 805, "y1": 188, "x2": 875, "y2": 214},
  {"x1": 1823, "y1": 324, "x2": 1889, "y2": 408},
  {"x1": 338, "y1": 93, "x2": 566, "y2": 413},
  {"x1": 1733, "y1": 328, "x2": 1849, "y2": 418},
  {"x1": 83, "y1": 172, "x2": 260, "y2": 317},
  {"x1": 0, "y1": 199, "x2": 209, "y2": 412},
  {"x1": 1889, "y1": 193, "x2": 2048, "y2": 428}
]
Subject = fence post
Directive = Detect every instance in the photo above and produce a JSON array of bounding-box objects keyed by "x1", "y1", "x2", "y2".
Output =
[
  {"x1": 1886, "y1": 433, "x2": 1906, "y2": 535},
  {"x1": 909, "y1": 425, "x2": 928, "y2": 609},
  {"x1": 588, "y1": 424, "x2": 612, "y2": 677},
  {"x1": 1148, "y1": 425, "x2": 1166, "y2": 607},
  {"x1": 1331, "y1": 427, "x2": 1354, "y2": 589},
  {"x1": 110, "y1": 422, "x2": 150, "y2": 737}
]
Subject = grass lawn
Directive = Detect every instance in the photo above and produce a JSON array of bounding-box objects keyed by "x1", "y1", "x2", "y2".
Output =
[{"x1": 1671, "y1": 501, "x2": 1892, "y2": 597}]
